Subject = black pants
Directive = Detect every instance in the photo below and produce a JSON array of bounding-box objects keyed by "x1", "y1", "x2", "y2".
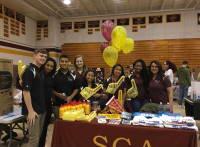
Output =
[{"x1": 39, "y1": 107, "x2": 52, "y2": 147}]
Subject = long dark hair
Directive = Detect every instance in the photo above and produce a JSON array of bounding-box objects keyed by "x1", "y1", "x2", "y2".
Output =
[
  {"x1": 164, "y1": 60, "x2": 177, "y2": 73},
  {"x1": 82, "y1": 69, "x2": 96, "y2": 88},
  {"x1": 111, "y1": 64, "x2": 125, "y2": 79},
  {"x1": 132, "y1": 59, "x2": 149, "y2": 89},
  {"x1": 149, "y1": 60, "x2": 164, "y2": 81},
  {"x1": 43, "y1": 57, "x2": 57, "y2": 76}
]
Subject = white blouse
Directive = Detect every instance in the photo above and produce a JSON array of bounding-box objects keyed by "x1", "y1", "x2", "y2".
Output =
[{"x1": 164, "y1": 69, "x2": 174, "y2": 84}]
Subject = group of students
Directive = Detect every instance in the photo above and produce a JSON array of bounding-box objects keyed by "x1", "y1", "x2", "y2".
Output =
[{"x1": 18, "y1": 48, "x2": 191, "y2": 147}]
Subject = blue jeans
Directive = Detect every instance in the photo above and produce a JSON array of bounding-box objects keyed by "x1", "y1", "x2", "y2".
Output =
[
  {"x1": 179, "y1": 85, "x2": 188, "y2": 105},
  {"x1": 131, "y1": 98, "x2": 147, "y2": 112}
]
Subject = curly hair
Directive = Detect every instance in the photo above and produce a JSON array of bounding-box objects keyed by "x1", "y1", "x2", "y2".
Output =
[
  {"x1": 164, "y1": 60, "x2": 177, "y2": 73},
  {"x1": 132, "y1": 59, "x2": 149, "y2": 89}
]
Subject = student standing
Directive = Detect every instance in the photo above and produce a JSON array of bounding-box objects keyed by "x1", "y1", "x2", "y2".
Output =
[
  {"x1": 53, "y1": 55, "x2": 79, "y2": 118},
  {"x1": 177, "y1": 61, "x2": 191, "y2": 106},
  {"x1": 104, "y1": 64, "x2": 126, "y2": 108},
  {"x1": 163, "y1": 60, "x2": 177, "y2": 84},
  {"x1": 148, "y1": 60, "x2": 173, "y2": 112},
  {"x1": 74, "y1": 55, "x2": 88, "y2": 77},
  {"x1": 39, "y1": 57, "x2": 57, "y2": 147},
  {"x1": 128, "y1": 59, "x2": 149, "y2": 112},
  {"x1": 21, "y1": 49, "x2": 48, "y2": 147},
  {"x1": 74, "y1": 55, "x2": 88, "y2": 100},
  {"x1": 198, "y1": 72, "x2": 200, "y2": 81}
]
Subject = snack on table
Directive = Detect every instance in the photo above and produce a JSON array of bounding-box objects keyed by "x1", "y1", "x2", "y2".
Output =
[
  {"x1": 108, "y1": 119, "x2": 121, "y2": 125},
  {"x1": 98, "y1": 113, "x2": 121, "y2": 120},
  {"x1": 122, "y1": 119, "x2": 131, "y2": 125},
  {"x1": 59, "y1": 101, "x2": 96, "y2": 122},
  {"x1": 97, "y1": 116, "x2": 107, "y2": 124},
  {"x1": 121, "y1": 112, "x2": 132, "y2": 120},
  {"x1": 62, "y1": 108, "x2": 85, "y2": 121}
]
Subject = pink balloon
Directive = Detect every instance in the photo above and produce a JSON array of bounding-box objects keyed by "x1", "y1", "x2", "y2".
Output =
[
  {"x1": 100, "y1": 42, "x2": 109, "y2": 53},
  {"x1": 101, "y1": 20, "x2": 114, "y2": 41}
]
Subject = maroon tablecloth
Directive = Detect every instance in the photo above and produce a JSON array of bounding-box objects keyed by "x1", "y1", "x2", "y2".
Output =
[{"x1": 51, "y1": 120, "x2": 197, "y2": 147}]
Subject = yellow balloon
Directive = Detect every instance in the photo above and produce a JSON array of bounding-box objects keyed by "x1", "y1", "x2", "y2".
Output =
[
  {"x1": 111, "y1": 26, "x2": 127, "y2": 52},
  {"x1": 17, "y1": 60, "x2": 26, "y2": 79},
  {"x1": 122, "y1": 38, "x2": 135, "y2": 54},
  {"x1": 103, "y1": 46, "x2": 118, "y2": 67}
]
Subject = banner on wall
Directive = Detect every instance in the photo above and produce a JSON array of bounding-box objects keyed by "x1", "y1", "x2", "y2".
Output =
[{"x1": 60, "y1": 22, "x2": 72, "y2": 33}]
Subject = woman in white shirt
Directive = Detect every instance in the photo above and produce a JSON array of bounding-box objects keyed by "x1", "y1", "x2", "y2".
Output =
[
  {"x1": 163, "y1": 60, "x2": 177, "y2": 84},
  {"x1": 197, "y1": 72, "x2": 200, "y2": 81}
]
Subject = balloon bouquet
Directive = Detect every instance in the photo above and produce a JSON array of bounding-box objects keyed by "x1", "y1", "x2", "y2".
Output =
[{"x1": 101, "y1": 20, "x2": 135, "y2": 67}]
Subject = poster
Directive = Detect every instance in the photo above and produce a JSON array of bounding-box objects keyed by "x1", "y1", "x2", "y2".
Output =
[
  {"x1": 88, "y1": 20, "x2": 100, "y2": 28},
  {"x1": 117, "y1": 18, "x2": 129, "y2": 25},
  {"x1": 149, "y1": 16, "x2": 162, "y2": 24},
  {"x1": 74, "y1": 21, "x2": 86, "y2": 29},
  {"x1": 16, "y1": 12, "x2": 25, "y2": 23},
  {"x1": 37, "y1": 20, "x2": 48, "y2": 28},
  {"x1": 60, "y1": 22, "x2": 72, "y2": 32},
  {"x1": 166, "y1": 14, "x2": 181, "y2": 23},
  {"x1": 132, "y1": 17, "x2": 146, "y2": 25},
  {"x1": 4, "y1": 6, "x2": 15, "y2": 18}
]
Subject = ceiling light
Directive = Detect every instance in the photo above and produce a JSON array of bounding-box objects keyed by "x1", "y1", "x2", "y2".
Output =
[{"x1": 63, "y1": 0, "x2": 71, "y2": 5}]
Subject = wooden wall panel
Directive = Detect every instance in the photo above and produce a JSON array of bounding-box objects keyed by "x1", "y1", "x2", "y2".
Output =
[{"x1": 62, "y1": 39, "x2": 200, "y2": 78}]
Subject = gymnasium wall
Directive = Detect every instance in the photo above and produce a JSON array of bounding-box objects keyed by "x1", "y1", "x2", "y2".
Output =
[
  {"x1": 62, "y1": 38, "x2": 200, "y2": 77},
  {"x1": 0, "y1": 4, "x2": 199, "y2": 77},
  {"x1": 0, "y1": 9, "x2": 36, "y2": 64},
  {"x1": 59, "y1": 10, "x2": 200, "y2": 45}
]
